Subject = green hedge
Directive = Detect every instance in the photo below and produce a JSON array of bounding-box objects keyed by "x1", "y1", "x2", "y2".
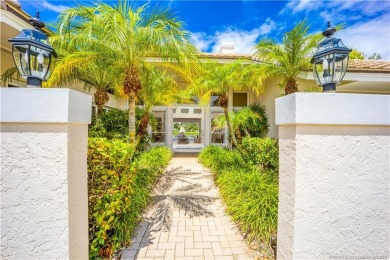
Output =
[
  {"x1": 240, "y1": 137, "x2": 279, "y2": 172},
  {"x1": 198, "y1": 139, "x2": 278, "y2": 257},
  {"x1": 88, "y1": 138, "x2": 171, "y2": 258}
]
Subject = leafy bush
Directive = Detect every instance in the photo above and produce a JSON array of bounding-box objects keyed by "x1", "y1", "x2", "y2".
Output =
[
  {"x1": 198, "y1": 145, "x2": 247, "y2": 177},
  {"x1": 89, "y1": 108, "x2": 155, "y2": 148},
  {"x1": 99, "y1": 108, "x2": 129, "y2": 138},
  {"x1": 246, "y1": 103, "x2": 270, "y2": 138},
  {"x1": 240, "y1": 137, "x2": 279, "y2": 172},
  {"x1": 88, "y1": 138, "x2": 171, "y2": 258},
  {"x1": 199, "y1": 143, "x2": 278, "y2": 258},
  {"x1": 217, "y1": 168, "x2": 278, "y2": 253}
]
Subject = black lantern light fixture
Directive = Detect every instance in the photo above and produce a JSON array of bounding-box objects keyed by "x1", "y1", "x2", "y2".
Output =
[
  {"x1": 8, "y1": 11, "x2": 57, "y2": 87},
  {"x1": 311, "y1": 22, "x2": 351, "y2": 92}
]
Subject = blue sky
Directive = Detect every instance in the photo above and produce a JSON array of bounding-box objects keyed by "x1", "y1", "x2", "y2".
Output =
[{"x1": 19, "y1": 0, "x2": 390, "y2": 59}]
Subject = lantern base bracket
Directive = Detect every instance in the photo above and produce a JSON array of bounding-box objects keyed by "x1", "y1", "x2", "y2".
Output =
[
  {"x1": 323, "y1": 83, "x2": 336, "y2": 92},
  {"x1": 27, "y1": 77, "x2": 43, "y2": 88}
]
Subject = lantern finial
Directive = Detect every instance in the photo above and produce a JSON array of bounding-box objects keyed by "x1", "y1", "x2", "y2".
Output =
[
  {"x1": 322, "y1": 21, "x2": 336, "y2": 38},
  {"x1": 29, "y1": 10, "x2": 45, "y2": 30}
]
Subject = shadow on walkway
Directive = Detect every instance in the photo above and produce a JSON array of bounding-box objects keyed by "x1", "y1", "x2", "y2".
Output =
[{"x1": 121, "y1": 158, "x2": 253, "y2": 260}]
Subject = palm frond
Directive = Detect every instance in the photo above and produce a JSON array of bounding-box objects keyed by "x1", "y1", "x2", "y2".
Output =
[{"x1": 1, "y1": 67, "x2": 22, "y2": 87}]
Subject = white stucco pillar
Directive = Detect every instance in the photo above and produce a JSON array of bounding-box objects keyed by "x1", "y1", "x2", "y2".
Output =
[
  {"x1": 0, "y1": 88, "x2": 92, "y2": 259},
  {"x1": 166, "y1": 107, "x2": 173, "y2": 149},
  {"x1": 204, "y1": 107, "x2": 211, "y2": 146},
  {"x1": 275, "y1": 93, "x2": 390, "y2": 260}
]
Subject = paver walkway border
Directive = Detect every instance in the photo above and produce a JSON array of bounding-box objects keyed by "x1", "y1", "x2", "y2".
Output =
[{"x1": 121, "y1": 157, "x2": 253, "y2": 260}]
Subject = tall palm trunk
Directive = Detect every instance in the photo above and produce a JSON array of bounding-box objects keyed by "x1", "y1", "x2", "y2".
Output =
[
  {"x1": 123, "y1": 65, "x2": 141, "y2": 144},
  {"x1": 94, "y1": 89, "x2": 109, "y2": 116},
  {"x1": 128, "y1": 92, "x2": 136, "y2": 144},
  {"x1": 285, "y1": 78, "x2": 298, "y2": 95},
  {"x1": 223, "y1": 107, "x2": 238, "y2": 147},
  {"x1": 134, "y1": 110, "x2": 150, "y2": 149},
  {"x1": 219, "y1": 94, "x2": 238, "y2": 148},
  {"x1": 138, "y1": 110, "x2": 150, "y2": 138}
]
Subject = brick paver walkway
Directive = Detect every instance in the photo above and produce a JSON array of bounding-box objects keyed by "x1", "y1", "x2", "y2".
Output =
[{"x1": 121, "y1": 157, "x2": 253, "y2": 260}]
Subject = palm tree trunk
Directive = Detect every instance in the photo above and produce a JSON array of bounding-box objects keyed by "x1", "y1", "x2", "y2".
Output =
[
  {"x1": 137, "y1": 110, "x2": 150, "y2": 139},
  {"x1": 285, "y1": 78, "x2": 299, "y2": 95},
  {"x1": 219, "y1": 93, "x2": 238, "y2": 148},
  {"x1": 223, "y1": 106, "x2": 238, "y2": 148},
  {"x1": 128, "y1": 92, "x2": 136, "y2": 144},
  {"x1": 123, "y1": 65, "x2": 141, "y2": 145},
  {"x1": 94, "y1": 90, "x2": 109, "y2": 116}
]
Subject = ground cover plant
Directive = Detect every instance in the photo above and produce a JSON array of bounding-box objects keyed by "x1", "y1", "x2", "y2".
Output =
[
  {"x1": 88, "y1": 137, "x2": 172, "y2": 258},
  {"x1": 198, "y1": 137, "x2": 278, "y2": 258}
]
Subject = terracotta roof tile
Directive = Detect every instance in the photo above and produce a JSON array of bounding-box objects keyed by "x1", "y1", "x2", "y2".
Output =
[
  {"x1": 199, "y1": 53, "x2": 252, "y2": 60},
  {"x1": 199, "y1": 53, "x2": 390, "y2": 73},
  {"x1": 347, "y1": 60, "x2": 390, "y2": 72}
]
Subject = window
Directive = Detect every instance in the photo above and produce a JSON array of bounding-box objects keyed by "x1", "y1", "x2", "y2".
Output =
[
  {"x1": 233, "y1": 92, "x2": 248, "y2": 107},
  {"x1": 210, "y1": 93, "x2": 220, "y2": 106}
]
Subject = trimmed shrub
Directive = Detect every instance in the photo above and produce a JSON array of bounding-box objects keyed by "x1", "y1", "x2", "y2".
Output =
[
  {"x1": 199, "y1": 143, "x2": 278, "y2": 258},
  {"x1": 88, "y1": 138, "x2": 171, "y2": 258},
  {"x1": 240, "y1": 137, "x2": 278, "y2": 172}
]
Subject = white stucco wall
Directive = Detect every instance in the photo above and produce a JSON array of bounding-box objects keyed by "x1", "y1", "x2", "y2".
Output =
[
  {"x1": 0, "y1": 88, "x2": 91, "y2": 259},
  {"x1": 276, "y1": 93, "x2": 390, "y2": 259}
]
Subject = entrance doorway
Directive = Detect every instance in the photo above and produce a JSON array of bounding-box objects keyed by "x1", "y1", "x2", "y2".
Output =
[{"x1": 173, "y1": 118, "x2": 203, "y2": 151}]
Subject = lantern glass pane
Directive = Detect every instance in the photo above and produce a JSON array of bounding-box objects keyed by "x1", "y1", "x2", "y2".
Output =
[
  {"x1": 313, "y1": 54, "x2": 337, "y2": 85},
  {"x1": 333, "y1": 53, "x2": 349, "y2": 83},
  {"x1": 12, "y1": 45, "x2": 30, "y2": 78},
  {"x1": 45, "y1": 54, "x2": 55, "y2": 80},
  {"x1": 29, "y1": 46, "x2": 51, "y2": 80}
]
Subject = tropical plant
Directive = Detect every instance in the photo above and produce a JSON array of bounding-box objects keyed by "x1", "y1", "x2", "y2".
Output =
[
  {"x1": 48, "y1": 52, "x2": 119, "y2": 115},
  {"x1": 246, "y1": 103, "x2": 269, "y2": 137},
  {"x1": 137, "y1": 66, "x2": 181, "y2": 142},
  {"x1": 88, "y1": 138, "x2": 171, "y2": 258},
  {"x1": 191, "y1": 61, "x2": 266, "y2": 147},
  {"x1": 368, "y1": 52, "x2": 382, "y2": 60},
  {"x1": 255, "y1": 19, "x2": 322, "y2": 95},
  {"x1": 199, "y1": 144, "x2": 278, "y2": 258},
  {"x1": 212, "y1": 107, "x2": 261, "y2": 142},
  {"x1": 55, "y1": 1, "x2": 200, "y2": 145},
  {"x1": 0, "y1": 67, "x2": 21, "y2": 87},
  {"x1": 349, "y1": 49, "x2": 365, "y2": 60}
]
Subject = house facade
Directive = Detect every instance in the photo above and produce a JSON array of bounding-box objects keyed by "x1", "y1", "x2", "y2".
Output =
[{"x1": 1, "y1": 0, "x2": 389, "y2": 152}]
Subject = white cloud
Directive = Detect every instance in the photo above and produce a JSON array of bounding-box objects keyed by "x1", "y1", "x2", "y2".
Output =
[
  {"x1": 330, "y1": 0, "x2": 389, "y2": 15},
  {"x1": 337, "y1": 14, "x2": 390, "y2": 60},
  {"x1": 259, "y1": 18, "x2": 276, "y2": 35},
  {"x1": 282, "y1": 0, "x2": 323, "y2": 14},
  {"x1": 190, "y1": 18, "x2": 276, "y2": 54},
  {"x1": 211, "y1": 28, "x2": 260, "y2": 54},
  {"x1": 189, "y1": 32, "x2": 213, "y2": 52},
  {"x1": 40, "y1": 0, "x2": 69, "y2": 13},
  {"x1": 282, "y1": 0, "x2": 389, "y2": 16}
]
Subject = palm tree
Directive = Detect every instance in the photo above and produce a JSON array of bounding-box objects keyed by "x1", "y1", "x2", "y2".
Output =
[
  {"x1": 137, "y1": 66, "x2": 181, "y2": 143},
  {"x1": 55, "y1": 1, "x2": 200, "y2": 144},
  {"x1": 255, "y1": 19, "x2": 322, "y2": 95},
  {"x1": 246, "y1": 103, "x2": 269, "y2": 138},
  {"x1": 190, "y1": 62, "x2": 240, "y2": 147},
  {"x1": 191, "y1": 61, "x2": 266, "y2": 147},
  {"x1": 46, "y1": 50, "x2": 120, "y2": 115},
  {"x1": 212, "y1": 107, "x2": 261, "y2": 143}
]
